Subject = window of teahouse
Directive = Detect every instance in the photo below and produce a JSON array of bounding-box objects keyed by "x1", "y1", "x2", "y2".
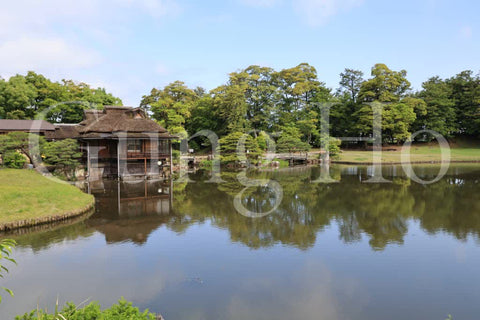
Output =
[
  {"x1": 158, "y1": 140, "x2": 169, "y2": 154},
  {"x1": 127, "y1": 139, "x2": 142, "y2": 153}
]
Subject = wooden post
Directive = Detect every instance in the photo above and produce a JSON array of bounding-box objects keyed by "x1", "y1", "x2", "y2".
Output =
[
  {"x1": 144, "y1": 157, "x2": 147, "y2": 176},
  {"x1": 87, "y1": 141, "x2": 91, "y2": 179},
  {"x1": 117, "y1": 180, "x2": 121, "y2": 215},
  {"x1": 169, "y1": 140, "x2": 173, "y2": 177},
  {"x1": 117, "y1": 140, "x2": 120, "y2": 180}
]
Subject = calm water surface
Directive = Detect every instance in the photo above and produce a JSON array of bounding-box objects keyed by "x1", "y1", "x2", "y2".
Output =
[{"x1": 1, "y1": 165, "x2": 480, "y2": 319}]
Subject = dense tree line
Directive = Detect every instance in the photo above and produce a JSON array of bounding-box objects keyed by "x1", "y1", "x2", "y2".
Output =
[
  {"x1": 141, "y1": 63, "x2": 480, "y2": 152},
  {"x1": 0, "y1": 71, "x2": 122, "y2": 123},
  {"x1": 1, "y1": 64, "x2": 479, "y2": 150}
]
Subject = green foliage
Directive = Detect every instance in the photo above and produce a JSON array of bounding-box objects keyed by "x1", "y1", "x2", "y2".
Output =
[
  {"x1": 446, "y1": 70, "x2": 480, "y2": 136},
  {"x1": 326, "y1": 137, "x2": 341, "y2": 157},
  {"x1": 276, "y1": 127, "x2": 311, "y2": 153},
  {"x1": 0, "y1": 132, "x2": 45, "y2": 167},
  {"x1": 140, "y1": 81, "x2": 199, "y2": 138},
  {"x1": 359, "y1": 63, "x2": 411, "y2": 103},
  {"x1": 0, "y1": 71, "x2": 122, "y2": 123},
  {"x1": 272, "y1": 158, "x2": 289, "y2": 168},
  {"x1": 199, "y1": 159, "x2": 213, "y2": 168},
  {"x1": 414, "y1": 76, "x2": 457, "y2": 138},
  {"x1": 256, "y1": 131, "x2": 275, "y2": 151},
  {"x1": 15, "y1": 298, "x2": 157, "y2": 320},
  {"x1": 2, "y1": 151, "x2": 27, "y2": 168},
  {"x1": 0, "y1": 239, "x2": 17, "y2": 303},
  {"x1": 219, "y1": 131, "x2": 262, "y2": 165},
  {"x1": 338, "y1": 68, "x2": 364, "y2": 103},
  {"x1": 42, "y1": 139, "x2": 82, "y2": 179}
]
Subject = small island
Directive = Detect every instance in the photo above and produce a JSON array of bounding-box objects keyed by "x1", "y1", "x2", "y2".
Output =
[{"x1": 0, "y1": 169, "x2": 94, "y2": 231}]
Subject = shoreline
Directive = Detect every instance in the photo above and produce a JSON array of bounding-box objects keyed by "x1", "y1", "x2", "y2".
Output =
[
  {"x1": 0, "y1": 169, "x2": 96, "y2": 232},
  {"x1": 331, "y1": 160, "x2": 480, "y2": 165},
  {"x1": 0, "y1": 199, "x2": 95, "y2": 232}
]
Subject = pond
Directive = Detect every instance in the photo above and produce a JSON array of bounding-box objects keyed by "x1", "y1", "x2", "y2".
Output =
[{"x1": 1, "y1": 164, "x2": 480, "y2": 320}]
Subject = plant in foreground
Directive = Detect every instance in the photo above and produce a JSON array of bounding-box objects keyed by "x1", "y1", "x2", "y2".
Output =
[
  {"x1": 0, "y1": 238, "x2": 17, "y2": 303},
  {"x1": 16, "y1": 298, "x2": 158, "y2": 320}
]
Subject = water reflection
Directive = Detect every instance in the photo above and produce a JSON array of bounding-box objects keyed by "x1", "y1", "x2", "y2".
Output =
[
  {"x1": 1, "y1": 165, "x2": 480, "y2": 320},
  {"x1": 172, "y1": 165, "x2": 480, "y2": 250},
  {"x1": 5, "y1": 165, "x2": 480, "y2": 252},
  {"x1": 86, "y1": 179, "x2": 173, "y2": 244}
]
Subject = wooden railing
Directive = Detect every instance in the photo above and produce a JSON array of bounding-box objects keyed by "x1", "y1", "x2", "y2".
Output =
[{"x1": 125, "y1": 151, "x2": 170, "y2": 159}]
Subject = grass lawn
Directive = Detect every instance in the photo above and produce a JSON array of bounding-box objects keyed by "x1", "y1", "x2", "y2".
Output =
[
  {"x1": 337, "y1": 144, "x2": 480, "y2": 164},
  {"x1": 0, "y1": 169, "x2": 94, "y2": 224}
]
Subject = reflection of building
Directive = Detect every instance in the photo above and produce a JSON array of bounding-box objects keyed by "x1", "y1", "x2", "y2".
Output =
[{"x1": 86, "y1": 179, "x2": 173, "y2": 244}]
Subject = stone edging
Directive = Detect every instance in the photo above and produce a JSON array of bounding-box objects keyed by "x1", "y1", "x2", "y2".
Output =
[{"x1": 0, "y1": 198, "x2": 95, "y2": 232}]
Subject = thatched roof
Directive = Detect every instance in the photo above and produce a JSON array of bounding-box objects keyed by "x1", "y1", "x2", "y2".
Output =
[
  {"x1": 54, "y1": 106, "x2": 174, "y2": 139},
  {"x1": 54, "y1": 124, "x2": 80, "y2": 139}
]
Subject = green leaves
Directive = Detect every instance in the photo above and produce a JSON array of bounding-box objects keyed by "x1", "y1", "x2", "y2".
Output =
[
  {"x1": 42, "y1": 139, "x2": 82, "y2": 179},
  {"x1": 0, "y1": 71, "x2": 122, "y2": 123},
  {"x1": 0, "y1": 239, "x2": 17, "y2": 304},
  {"x1": 219, "y1": 131, "x2": 262, "y2": 165},
  {"x1": 15, "y1": 298, "x2": 157, "y2": 320}
]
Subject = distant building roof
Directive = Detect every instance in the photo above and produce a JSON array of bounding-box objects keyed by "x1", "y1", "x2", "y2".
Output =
[{"x1": 0, "y1": 119, "x2": 56, "y2": 132}]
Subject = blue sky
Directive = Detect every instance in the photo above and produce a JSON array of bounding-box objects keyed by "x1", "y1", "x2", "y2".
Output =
[{"x1": 0, "y1": 0, "x2": 478, "y2": 105}]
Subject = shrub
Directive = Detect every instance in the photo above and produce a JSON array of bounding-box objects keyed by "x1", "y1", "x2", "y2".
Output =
[
  {"x1": 3, "y1": 151, "x2": 27, "y2": 169},
  {"x1": 219, "y1": 132, "x2": 262, "y2": 165},
  {"x1": 15, "y1": 298, "x2": 157, "y2": 320}
]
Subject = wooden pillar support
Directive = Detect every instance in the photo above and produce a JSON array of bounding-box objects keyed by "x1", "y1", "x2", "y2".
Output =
[
  {"x1": 117, "y1": 140, "x2": 120, "y2": 180},
  {"x1": 87, "y1": 141, "x2": 91, "y2": 179},
  {"x1": 169, "y1": 140, "x2": 173, "y2": 177}
]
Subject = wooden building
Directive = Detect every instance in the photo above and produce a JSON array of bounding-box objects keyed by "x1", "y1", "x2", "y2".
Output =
[
  {"x1": 54, "y1": 106, "x2": 176, "y2": 180},
  {"x1": 0, "y1": 119, "x2": 56, "y2": 137},
  {"x1": 0, "y1": 106, "x2": 174, "y2": 179}
]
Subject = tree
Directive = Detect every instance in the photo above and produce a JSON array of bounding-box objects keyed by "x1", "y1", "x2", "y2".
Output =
[
  {"x1": 0, "y1": 75, "x2": 37, "y2": 119},
  {"x1": 276, "y1": 126, "x2": 311, "y2": 153},
  {"x1": 272, "y1": 63, "x2": 331, "y2": 129},
  {"x1": 413, "y1": 77, "x2": 457, "y2": 138},
  {"x1": 354, "y1": 64, "x2": 416, "y2": 143},
  {"x1": 228, "y1": 66, "x2": 277, "y2": 135},
  {"x1": 447, "y1": 70, "x2": 480, "y2": 136},
  {"x1": 359, "y1": 63, "x2": 411, "y2": 103},
  {"x1": 2, "y1": 151, "x2": 27, "y2": 169},
  {"x1": 211, "y1": 84, "x2": 250, "y2": 135},
  {"x1": 43, "y1": 139, "x2": 82, "y2": 179},
  {"x1": 0, "y1": 132, "x2": 45, "y2": 167},
  {"x1": 338, "y1": 68, "x2": 364, "y2": 103},
  {"x1": 0, "y1": 72, "x2": 122, "y2": 123},
  {"x1": 140, "y1": 81, "x2": 198, "y2": 137},
  {"x1": 219, "y1": 132, "x2": 262, "y2": 165}
]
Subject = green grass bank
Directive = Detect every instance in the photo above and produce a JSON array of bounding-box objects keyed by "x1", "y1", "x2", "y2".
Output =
[
  {"x1": 0, "y1": 169, "x2": 94, "y2": 231},
  {"x1": 335, "y1": 143, "x2": 480, "y2": 164}
]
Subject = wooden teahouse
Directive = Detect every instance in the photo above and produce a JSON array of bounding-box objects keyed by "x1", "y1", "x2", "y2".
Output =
[{"x1": 55, "y1": 106, "x2": 176, "y2": 180}]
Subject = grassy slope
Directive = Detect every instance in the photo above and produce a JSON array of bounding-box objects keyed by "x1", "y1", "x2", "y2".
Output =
[
  {"x1": 0, "y1": 169, "x2": 93, "y2": 224},
  {"x1": 337, "y1": 144, "x2": 480, "y2": 164}
]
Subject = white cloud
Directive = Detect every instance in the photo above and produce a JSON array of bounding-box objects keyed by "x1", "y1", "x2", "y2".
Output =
[
  {"x1": 460, "y1": 26, "x2": 473, "y2": 39},
  {"x1": 294, "y1": 0, "x2": 364, "y2": 26},
  {"x1": 0, "y1": 0, "x2": 182, "y2": 104},
  {"x1": 239, "y1": 0, "x2": 280, "y2": 7},
  {"x1": 0, "y1": 37, "x2": 100, "y2": 75}
]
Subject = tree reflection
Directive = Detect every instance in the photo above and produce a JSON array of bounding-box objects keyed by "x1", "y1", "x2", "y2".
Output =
[
  {"x1": 4, "y1": 165, "x2": 480, "y2": 251},
  {"x1": 172, "y1": 166, "x2": 480, "y2": 250}
]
